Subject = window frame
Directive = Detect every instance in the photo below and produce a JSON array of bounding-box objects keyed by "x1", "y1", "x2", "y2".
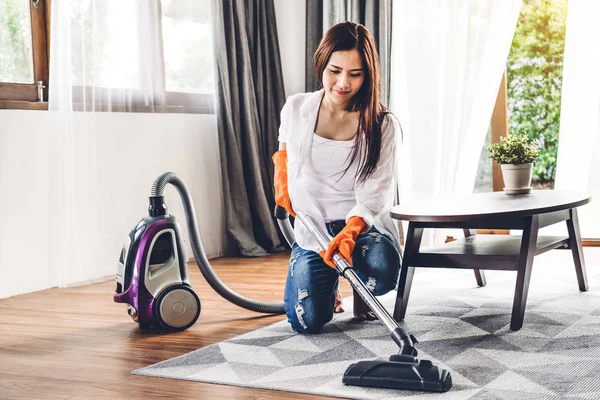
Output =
[
  {"x1": 490, "y1": 71, "x2": 508, "y2": 193},
  {"x1": 473, "y1": 71, "x2": 510, "y2": 237},
  {"x1": 0, "y1": 0, "x2": 50, "y2": 109}
]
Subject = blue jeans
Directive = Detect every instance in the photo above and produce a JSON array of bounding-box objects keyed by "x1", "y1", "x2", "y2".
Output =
[{"x1": 283, "y1": 221, "x2": 401, "y2": 334}]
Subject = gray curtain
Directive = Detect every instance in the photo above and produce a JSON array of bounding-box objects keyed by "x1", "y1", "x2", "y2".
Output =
[
  {"x1": 305, "y1": 0, "x2": 392, "y2": 105},
  {"x1": 213, "y1": 0, "x2": 286, "y2": 256}
]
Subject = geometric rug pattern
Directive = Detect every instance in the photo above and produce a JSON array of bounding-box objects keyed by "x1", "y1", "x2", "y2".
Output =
[{"x1": 134, "y1": 260, "x2": 600, "y2": 400}]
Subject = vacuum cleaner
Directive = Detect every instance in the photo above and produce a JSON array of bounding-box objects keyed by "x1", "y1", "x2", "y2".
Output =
[
  {"x1": 114, "y1": 172, "x2": 285, "y2": 329},
  {"x1": 114, "y1": 171, "x2": 451, "y2": 392}
]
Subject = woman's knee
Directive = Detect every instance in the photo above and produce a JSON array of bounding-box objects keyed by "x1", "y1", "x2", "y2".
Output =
[
  {"x1": 353, "y1": 231, "x2": 401, "y2": 296},
  {"x1": 285, "y1": 294, "x2": 333, "y2": 334},
  {"x1": 283, "y1": 249, "x2": 336, "y2": 333}
]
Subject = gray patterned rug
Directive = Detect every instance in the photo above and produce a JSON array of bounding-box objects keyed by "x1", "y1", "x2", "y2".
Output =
[{"x1": 134, "y1": 259, "x2": 600, "y2": 400}]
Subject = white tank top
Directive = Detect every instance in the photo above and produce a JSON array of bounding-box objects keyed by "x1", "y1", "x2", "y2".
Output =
[{"x1": 296, "y1": 133, "x2": 359, "y2": 223}]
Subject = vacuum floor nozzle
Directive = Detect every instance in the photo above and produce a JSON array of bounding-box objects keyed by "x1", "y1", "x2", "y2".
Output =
[{"x1": 342, "y1": 357, "x2": 452, "y2": 393}]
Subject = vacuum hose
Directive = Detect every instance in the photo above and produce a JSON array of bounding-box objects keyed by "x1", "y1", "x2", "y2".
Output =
[{"x1": 150, "y1": 172, "x2": 285, "y2": 314}]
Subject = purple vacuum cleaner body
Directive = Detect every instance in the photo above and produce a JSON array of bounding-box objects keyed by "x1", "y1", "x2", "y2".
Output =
[{"x1": 113, "y1": 214, "x2": 200, "y2": 330}]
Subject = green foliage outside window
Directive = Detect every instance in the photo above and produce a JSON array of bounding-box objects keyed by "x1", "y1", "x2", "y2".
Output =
[
  {"x1": 0, "y1": 0, "x2": 34, "y2": 84},
  {"x1": 507, "y1": 0, "x2": 568, "y2": 186}
]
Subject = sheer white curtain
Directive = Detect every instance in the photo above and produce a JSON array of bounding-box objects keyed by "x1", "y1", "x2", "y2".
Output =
[
  {"x1": 50, "y1": 0, "x2": 214, "y2": 112},
  {"x1": 390, "y1": 0, "x2": 521, "y2": 244},
  {"x1": 49, "y1": 0, "x2": 164, "y2": 112},
  {"x1": 554, "y1": 0, "x2": 600, "y2": 239},
  {"x1": 48, "y1": 0, "x2": 167, "y2": 287},
  {"x1": 47, "y1": 0, "x2": 214, "y2": 287}
]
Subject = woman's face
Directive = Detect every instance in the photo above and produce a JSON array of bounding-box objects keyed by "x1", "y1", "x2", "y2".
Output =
[{"x1": 322, "y1": 49, "x2": 365, "y2": 108}]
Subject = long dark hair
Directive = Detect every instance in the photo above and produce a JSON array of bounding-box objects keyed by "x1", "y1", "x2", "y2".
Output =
[{"x1": 313, "y1": 21, "x2": 389, "y2": 184}]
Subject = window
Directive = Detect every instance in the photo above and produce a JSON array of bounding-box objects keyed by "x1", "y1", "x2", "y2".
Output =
[
  {"x1": 161, "y1": 0, "x2": 214, "y2": 94},
  {"x1": 0, "y1": 0, "x2": 33, "y2": 83},
  {"x1": 1, "y1": 0, "x2": 215, "y2": 113},
  {"x1": 507, "y1": 0, "x2": 568, "y2": 189},
  {"x1": 473, "y1": 126, "x2": 493, "y2": 193},
  {"x1": 161, "y1": 0, "x2": 215, "y2": 112},
  {"x1": 0, "y1": 0, "x2": 49, "y2": 108},
  {"x1": 70, "y1": 1, "x2": 143, "y2": 90},
  {"x1": 67, "y1": 0, "x2": 214, "y2": 113},
  {"x1": 474, "y1": 0, "x2": 568, "y2": 192}
]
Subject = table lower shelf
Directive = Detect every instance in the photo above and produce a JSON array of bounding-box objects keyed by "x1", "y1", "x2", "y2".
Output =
[{"x1": 409, "y1": 234, "x2": 569, "y2": 271}]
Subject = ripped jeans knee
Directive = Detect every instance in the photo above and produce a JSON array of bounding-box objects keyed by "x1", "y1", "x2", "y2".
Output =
[
  {"x1": 288, "y1": 289, "x2": 331, "y2": 334},
  {"x1": 291, "y1": 288, "x2": 311, "y2": 332},
  {"x1": 352, "y1": 229, "x2": 401, "y2": 296},
  {"x1": 284, "y1": 243, "x2": 338, "y2": 334}
]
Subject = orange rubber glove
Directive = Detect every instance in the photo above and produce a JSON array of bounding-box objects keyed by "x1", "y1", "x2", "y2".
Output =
[
  {"x1": 319, "y1": 216, "x2": 368, "y2": 268},
  {"x1": 272, "y1": 150, "x2": 295, "y2": 217}
]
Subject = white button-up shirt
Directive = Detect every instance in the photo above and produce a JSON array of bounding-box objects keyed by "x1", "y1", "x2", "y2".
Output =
[{"x1": 278, "y1": 90, "x2": 402, "y2": 253}]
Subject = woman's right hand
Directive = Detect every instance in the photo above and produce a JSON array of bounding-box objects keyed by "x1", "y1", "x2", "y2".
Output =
[{"x1": 272, "y1": 150, "x2": 296, "y2": 217}]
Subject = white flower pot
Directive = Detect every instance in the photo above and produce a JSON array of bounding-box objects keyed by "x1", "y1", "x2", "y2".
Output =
[{"x1": 501, "y1": 163, "x2": 533, "y2": 194}]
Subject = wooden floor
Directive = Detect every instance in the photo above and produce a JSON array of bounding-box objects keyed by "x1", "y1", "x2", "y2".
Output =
[
  {"x1": 3, "y1": 247, "x2": 598, "y2": 400},
  {"x1": 0, "y1": 251, "x2": 354, "y2": 400}
]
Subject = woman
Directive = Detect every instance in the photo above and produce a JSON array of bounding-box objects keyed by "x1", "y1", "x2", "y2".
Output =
[{"x1": 273, "y1": 21, "x2": 402, "y2": 334}]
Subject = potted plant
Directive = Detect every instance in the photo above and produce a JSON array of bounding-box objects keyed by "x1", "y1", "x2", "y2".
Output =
[{"x1": 486, "y1": 132, "x2": 538, "y2": 194}]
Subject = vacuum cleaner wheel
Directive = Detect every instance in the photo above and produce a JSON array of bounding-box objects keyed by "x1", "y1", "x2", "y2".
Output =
[{"x1": 154, "y1": 284, "x2": 201, "y2": 330}]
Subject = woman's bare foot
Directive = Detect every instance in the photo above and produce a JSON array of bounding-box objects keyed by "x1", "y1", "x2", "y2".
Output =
[
  {"x1": 352, "y1": 288, "x2": 377, "y2": 321},
  {"x1": 334, "y1": 287, "x2": 344, "y2": 313}
]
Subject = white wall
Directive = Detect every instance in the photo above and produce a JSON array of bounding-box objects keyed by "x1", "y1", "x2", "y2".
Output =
[
  {"x1": 0, "y1": 110, "x2": 223, "y2": 299},
  {"x1": 274, "y1": 0, "x2": 306, "y2": 97}
]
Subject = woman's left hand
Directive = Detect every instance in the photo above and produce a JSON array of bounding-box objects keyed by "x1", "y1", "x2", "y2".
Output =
[{"x1": 319, "y1": 216, "x2": 368, "y2": 268}]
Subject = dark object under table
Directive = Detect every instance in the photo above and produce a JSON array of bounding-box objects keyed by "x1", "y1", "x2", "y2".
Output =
[{"x1": 390, "y1": 190, "x2": 591, "y2": 331}]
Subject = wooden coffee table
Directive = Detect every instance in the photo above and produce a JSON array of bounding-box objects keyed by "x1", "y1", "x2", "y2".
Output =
[{"x1": 390, "y1": 190, "x2": 591, "y2": 331}]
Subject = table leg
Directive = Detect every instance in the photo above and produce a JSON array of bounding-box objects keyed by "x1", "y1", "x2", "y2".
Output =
[
  {"x1": 393, "y1": 223, "x2": 423, "y2": 321},
  {"x1": 566, "y1": 208, "x2": 588, "y2": 291},
  {"x1": 464, "y1": 229, "x2": 487, "y2": 287},
  {"x1": 511, "y1": 215, "x2": 539, "y2": 331}
]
